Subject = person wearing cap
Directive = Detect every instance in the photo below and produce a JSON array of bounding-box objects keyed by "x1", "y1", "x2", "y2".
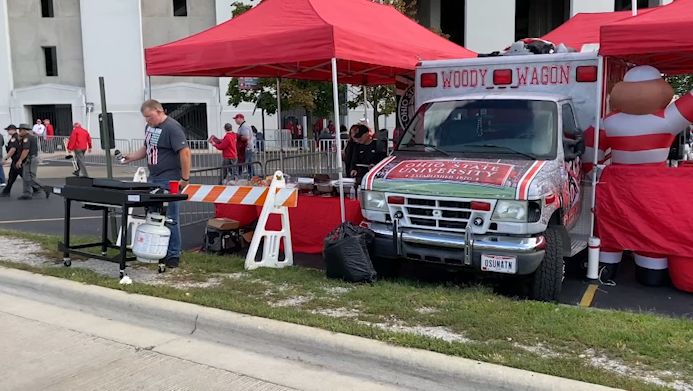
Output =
[
  {"x1": 211, "y1": 123, "x2": 238, "y2": 183},
  {"x1": 1, "y1": 125, "x2": 22, "y2": 197},
  {"x1": 67, "y1": 122, "x2": 92, "y2": 177},
  {"x1": 234, "y1": 114, "x2": 256, "y2": 177},
  {"x1": 16, "y1": 123, "x2": 48, "y2": 200},
  {"x1": 121, "y1": 99, "x2": 191, "y2": 269}
]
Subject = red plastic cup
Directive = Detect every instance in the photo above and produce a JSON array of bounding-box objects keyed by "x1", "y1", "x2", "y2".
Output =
[{"x1": 169, "y1": 180, "x2": 180, "y2": 194}]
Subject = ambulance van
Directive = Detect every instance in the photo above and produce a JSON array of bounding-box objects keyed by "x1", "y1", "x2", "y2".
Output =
[{"x1": 360, "y1": 51, "x2": 600, "y2": 301}]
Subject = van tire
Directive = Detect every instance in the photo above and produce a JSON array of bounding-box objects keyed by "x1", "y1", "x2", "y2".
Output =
[{"x1": 530, "y1": 226, "x2": 564, "y2": 302}]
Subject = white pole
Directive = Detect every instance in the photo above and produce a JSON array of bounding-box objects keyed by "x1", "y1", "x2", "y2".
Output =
[
  {"x1": 331, "y1": 58, "x2": 346, "y2": 222},
  {"x1": 277, "y1": 78, "x2": 283, "y2": 171},
  {"x1": 147, "y1": 76, "x2": 152, "y2": 100},
  {"x1": 363, "y1": 86, "x2": 368, "y2": 121},
  {"x1": 632, "y1": 1, "x2": 637, "y2": 16},
  {"x1": 587, "y1": 55, "x2": 605, "y2": 281}
]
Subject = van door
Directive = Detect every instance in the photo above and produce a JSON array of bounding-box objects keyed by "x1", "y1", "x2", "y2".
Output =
[{"x1": 560, "y1": 103, "x2": 582, "y2": 229}]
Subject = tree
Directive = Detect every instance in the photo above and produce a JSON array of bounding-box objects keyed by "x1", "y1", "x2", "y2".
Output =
[{"x1": 667, "y1": 75, "x2": 693, "y2": 96}]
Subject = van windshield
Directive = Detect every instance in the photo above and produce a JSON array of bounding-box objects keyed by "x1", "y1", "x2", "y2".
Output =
[{"x1": 398, "y1": 99, "x2": 558, "y2": 159}]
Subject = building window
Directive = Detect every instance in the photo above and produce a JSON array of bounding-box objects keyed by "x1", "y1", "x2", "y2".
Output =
[
  {"x1": 173, "y1": 0, "x2": 187, "y2": 17},
  {"x1": 41, "y1": 0, "x2": 54, "y2": 18},
  {"x1": 42, "y1": 46, "x2": 58, "y2": 76}
]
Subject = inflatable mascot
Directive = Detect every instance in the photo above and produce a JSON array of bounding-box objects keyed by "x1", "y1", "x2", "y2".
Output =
[{"x1": 585, "y1": 65, "x2": 693, "y2": 286}]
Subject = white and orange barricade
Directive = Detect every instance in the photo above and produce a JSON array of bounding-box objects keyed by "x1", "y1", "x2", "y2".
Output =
[{"x1": 182, "y1": 171, "x2": 298, "y2": 270}]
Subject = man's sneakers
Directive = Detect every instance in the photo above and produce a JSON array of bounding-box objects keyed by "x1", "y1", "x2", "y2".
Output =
[{"x1": 165, "y1": 257, "x2": 180, "y2": 268}]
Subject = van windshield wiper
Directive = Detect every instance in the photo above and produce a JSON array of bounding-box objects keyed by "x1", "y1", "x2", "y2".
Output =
[
  {"x1": 402, "y1": 143, "x2": 451, "y2": 156},
  {"x1": 462, "y1": 144, "x2": 536, "y2": 160}
]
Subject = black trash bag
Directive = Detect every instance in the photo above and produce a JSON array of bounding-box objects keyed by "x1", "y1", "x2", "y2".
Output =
[{"x1": 323, "y1": 223, "x2": 377, "y2": 283}]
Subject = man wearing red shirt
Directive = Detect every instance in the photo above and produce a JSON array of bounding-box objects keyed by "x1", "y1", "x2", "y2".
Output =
[
  {"x1": 67, "y1": 122, "x2": 92, "y2": 177},
  {"x1": 44, "y1": 119, "x2": 55, "y2": 152},
  {"x1": 211, "y1": 123, "x2": 238, "y2": 182}
]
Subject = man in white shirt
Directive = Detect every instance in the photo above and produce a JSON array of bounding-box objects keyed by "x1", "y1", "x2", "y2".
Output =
[
  {"x1": 32, "y1": 119, "x2": 45, "y2": 137},
  {"x1": 234, "y1": 114, "x2": 256, "y2": 177}
]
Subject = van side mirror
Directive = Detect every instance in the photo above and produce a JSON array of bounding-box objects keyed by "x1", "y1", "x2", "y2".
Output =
[{"x1": 563, "y1": 137, "x2": 585, "y2": 162}]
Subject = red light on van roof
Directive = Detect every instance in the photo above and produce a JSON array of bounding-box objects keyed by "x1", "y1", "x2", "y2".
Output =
[
  {"x1": 493, "y1": 69, "x2": 513, "y2": 85},
  {"x1": 420, "y1": 73, "x2": 438, "y2": 88},
  {"x1": 576, "y1": 66, "x2": 598, "y2": 82}
]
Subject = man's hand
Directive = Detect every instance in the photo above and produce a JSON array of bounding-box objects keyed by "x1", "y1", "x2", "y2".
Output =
[
  {"x1": 350, "y1": 169, "x2": 357, "y2": 177},
  {"x1": 178, "y1": 178, "x2": 189, "y2": 190},
  {"x1": 15, "y1": 161, "x2": 22, "y2": 169},
  {"x1": 87, "y1": 148, "x2": 92, "y2": 154}
]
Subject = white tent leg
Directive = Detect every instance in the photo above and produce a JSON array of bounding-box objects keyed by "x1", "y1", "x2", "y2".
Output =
[
  {"x1": 332, "y1": 58, "x2": 346, "y2": 222},
  {"x1": 277, "y1": 78, "x2": 284, "y2": 172},
  {"x1": 587, "y1": 55, "x2": 605, "y2": 281}
]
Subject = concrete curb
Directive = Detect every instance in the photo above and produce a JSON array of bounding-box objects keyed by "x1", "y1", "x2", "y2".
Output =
[{"x1": 0, "y1": 266, "x2": 618, "y2": 391}]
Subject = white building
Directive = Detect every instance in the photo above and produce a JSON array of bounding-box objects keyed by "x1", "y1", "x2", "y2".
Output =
[{"x1": 0, "y1": 0, "x2": 675, "y2": 142}]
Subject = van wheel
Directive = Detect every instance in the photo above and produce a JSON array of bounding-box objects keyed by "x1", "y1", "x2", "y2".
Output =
[{"x1": 530, "y1": 226, "x2": 564, "y2": 302}]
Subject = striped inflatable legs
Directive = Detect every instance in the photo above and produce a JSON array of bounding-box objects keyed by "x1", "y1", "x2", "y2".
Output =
[{"x1": 599, "y1": 249, "x2": 669, "y2": 286}]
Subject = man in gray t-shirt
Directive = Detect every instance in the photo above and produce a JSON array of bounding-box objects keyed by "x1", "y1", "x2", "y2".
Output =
[
  {"x1": 123, "y1": 100, "x2": 191, "y2": 268},
  {"x1": 234, "y1": 113, "x2": 255, "y2": 176}
]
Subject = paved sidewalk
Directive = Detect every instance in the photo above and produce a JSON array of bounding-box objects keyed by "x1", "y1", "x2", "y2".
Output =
[
  {"x1": 0, "y1": 267, "x2": 618, "y2": 391},
  {"x1": 0, "y1": 302, "x2": 291, "y2": 391}
]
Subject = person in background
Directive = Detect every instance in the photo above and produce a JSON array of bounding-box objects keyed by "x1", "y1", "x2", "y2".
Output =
[
  {"x1": 234, "y1": 113, "x2": 255, "y2": 177},
  {"x1": 342, "y1": 125, "x2": 359, "y2": 176},
  {"x1": 32, "y1": 119, "x2": 46, "y2": 153},
  {"x1": 251, "y1": 125, "x2": 264, "y2": 152},
  {"x1": 348, "y1": 124, "x2": 387, "y2": 188},
  {"x1": 327, "y1": 120, "x2": 335, "y2": 134},
  {"x1": 211, "y1": 123, "x2": 238, "y2": 183},
  {"x1": 122, "y1": 99, "x2": 191, "y2": 269},
  {"x1": 44, "y1": 119, "x2": 55, "y2": 153},
  {"x1": 0, "y1": 128, "x2": 5, "y2": 187},
  {"x1": 16, "y1": 124, "x2": 49, "y2": 200},
  {"x1": 1, "y1": 125, "x2": 22, "y2": 197},
  {"x1": 67, "y1": 122, "x2": 92, "y2": 177}
]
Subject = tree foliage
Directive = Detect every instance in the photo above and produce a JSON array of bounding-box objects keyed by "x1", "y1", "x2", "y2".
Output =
[{"x1": 667, "y1": 75, "x2": 693, "y2": 97}]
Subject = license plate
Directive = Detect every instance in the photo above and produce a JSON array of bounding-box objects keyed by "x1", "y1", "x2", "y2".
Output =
[{"x1": 481, "y1": 254, "x2": 517, "y2": 274}]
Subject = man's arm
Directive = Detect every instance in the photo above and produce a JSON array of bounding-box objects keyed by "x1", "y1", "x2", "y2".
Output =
[
  {"x1": 87, "y1": 132, "x2": 93, "y2": 151},
  {"x1": 16, "y1": 148, "x2": 28, "y2": 168},
  {"x1": 179, "y1": 147, "x2": 191, "y2": 182},
  {"x1": 4, "y1": 147, "x2": 16, "y2": 161},
  {"x1": 123, "y1": 146, "x2": 146, "y2": 163}
]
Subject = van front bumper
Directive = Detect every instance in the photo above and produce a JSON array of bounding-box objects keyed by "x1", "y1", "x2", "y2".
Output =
[{"x1": 366, "y1": 222, "x2": 546, "y2": 275}]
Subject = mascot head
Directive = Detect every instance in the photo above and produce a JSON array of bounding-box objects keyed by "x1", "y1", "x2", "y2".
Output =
[{"x1": 609, "y1": 65, "x2": 674, "y2": 115}]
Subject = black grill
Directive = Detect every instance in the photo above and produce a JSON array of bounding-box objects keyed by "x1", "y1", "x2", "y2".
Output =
[{"x1": 439, "y1": 200, "x2": 471, "y2": 209}]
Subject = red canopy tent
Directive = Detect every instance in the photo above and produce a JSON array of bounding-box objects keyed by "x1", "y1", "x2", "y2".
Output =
[
  {"x1": 145, "y1": 0, "x2": 475, "y2": 221},
  {"x1": 600, "y1": 0, "x2": 693, "y2": 74},
  {"x1": 145, "y1": 0, "x2": 475, "y2": 85},
  {"x1": 541, "y1": 9, "x2": 655, "y2": 51}
]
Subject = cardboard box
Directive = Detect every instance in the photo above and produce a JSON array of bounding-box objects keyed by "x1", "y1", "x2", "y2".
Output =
[{"x1": 207, "y1": 218, "x2": 240, "y2": 231}]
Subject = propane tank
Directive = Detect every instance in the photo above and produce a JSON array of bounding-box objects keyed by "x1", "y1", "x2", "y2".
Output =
[{"x1": 132, "y1": 213, "x2": 171, "y2": 263}]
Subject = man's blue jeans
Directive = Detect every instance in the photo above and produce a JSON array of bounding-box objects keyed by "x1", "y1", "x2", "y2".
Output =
[
  {"x1": 0, "y1": 163, "x2": 5, "y2": 184},
  {"x1": 150, "y1": 178, "x2": 181, "y2": 260},
  {"x1": 245, "y1": 149, "x2": 254, "y2": 177}
]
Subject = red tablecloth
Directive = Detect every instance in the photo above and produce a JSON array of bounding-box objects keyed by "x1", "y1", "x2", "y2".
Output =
[
  {"x1": 215, "y1": 195, "x2": 363, "y2": 254},
  {"x1": 595, "y1": 165, "x2": 693, "y2": 257}
]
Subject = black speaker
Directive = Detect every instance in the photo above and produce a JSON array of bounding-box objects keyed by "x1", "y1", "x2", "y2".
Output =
[{"x1": 98, "y1": 112, "x2": 115, "y2": 150}]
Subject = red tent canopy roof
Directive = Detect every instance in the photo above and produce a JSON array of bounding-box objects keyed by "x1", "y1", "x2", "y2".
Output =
[
  {"x1": 600, "y1": 0, "x2": 693, "y2": 74},
  {"x1": 541, "y1": 9, "x2": 656, "y2": 51},
  {"x1": 145, "y1": 0, "x2": 476, "y2": 85}
]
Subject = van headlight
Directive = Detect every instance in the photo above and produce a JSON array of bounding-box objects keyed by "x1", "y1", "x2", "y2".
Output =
[
  {"x1": 361, "y1": 191, "x2": 387, "y2": 211},
  {"x1": 492, "y1": 200, "x2": 527, "y2": 222}
]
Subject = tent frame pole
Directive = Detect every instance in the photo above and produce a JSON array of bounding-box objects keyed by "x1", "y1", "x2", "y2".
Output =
[
  {"x1": 587, "y1": 55, "x2": 605, "y2": 281},
  {"x1": 277, "y1": 78, "x2": 283, "y2": 172},
  {"x1": 332, "y1": 58, "x2": 346, "y2": 222}
]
